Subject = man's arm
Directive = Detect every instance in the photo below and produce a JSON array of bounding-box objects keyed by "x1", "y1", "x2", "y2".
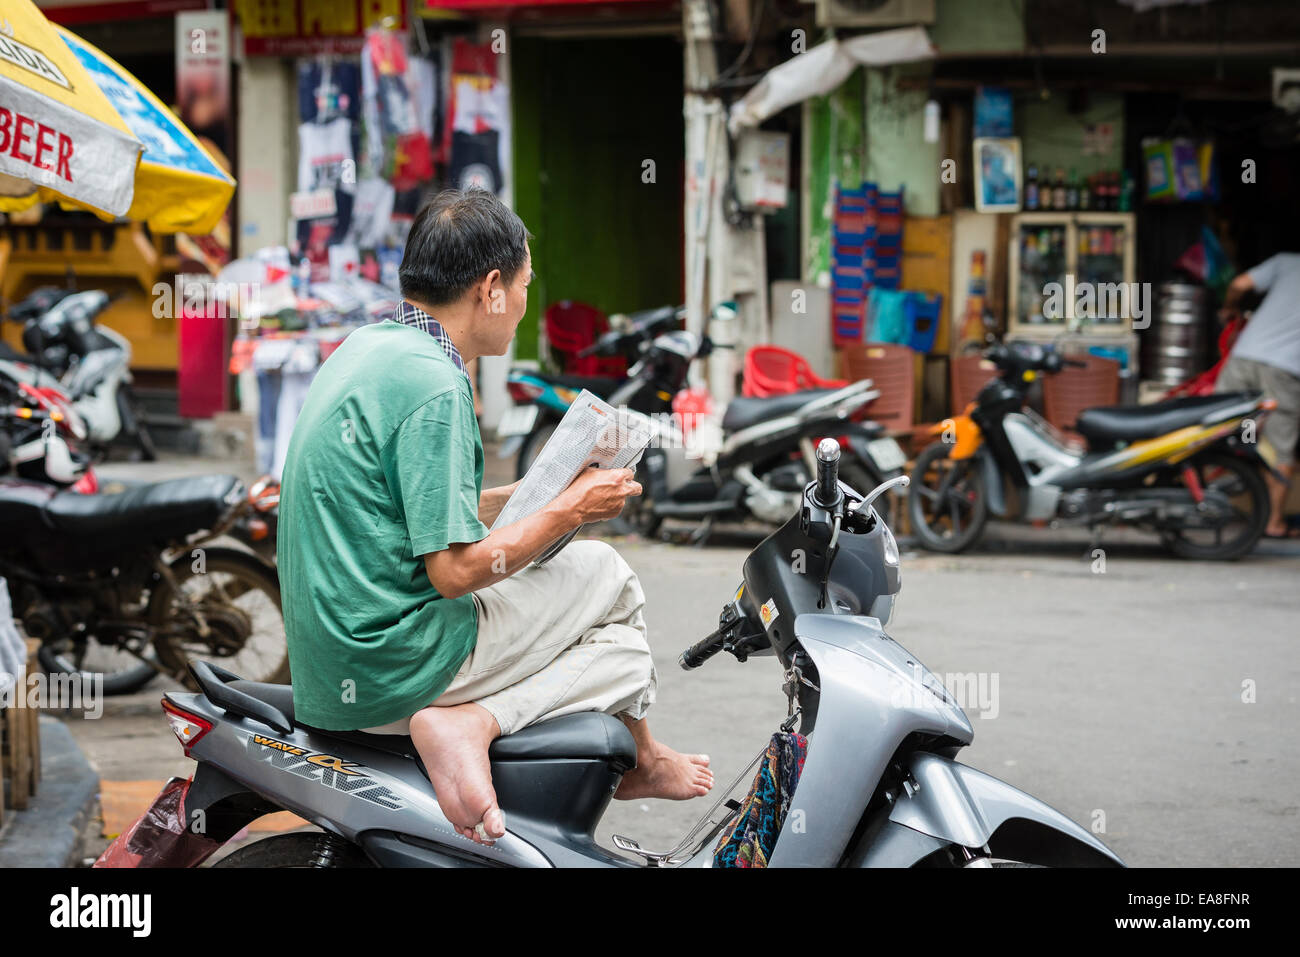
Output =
[
  {"x1": 478, "y1": 481, "x2": 520, "y2": 526},
  {"x1": 1222, "y1": 272, "x2": 1255, "y2": 313},
  {"x1": 425, "y1": 467, "x2": 639, "y2": 600}
]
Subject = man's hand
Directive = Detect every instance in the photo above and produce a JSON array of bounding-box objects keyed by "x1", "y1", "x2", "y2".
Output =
[
  {"x1": 424, "y1": 468, "x2": 639, "y2": 600},
  {"x1": 559, "y1": 467, "x2": 642, "y2": 524}
]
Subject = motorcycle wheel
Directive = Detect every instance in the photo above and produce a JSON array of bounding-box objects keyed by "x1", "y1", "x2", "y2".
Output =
[
  {"x1": 908, "y1": 441, "x2": 988, "y2": 554},
  {"x1": 116, "y1": 384, "x2": 157, "y2": 462},
  {"x1": 213, "y1": 833, "x2": 374, "y2": 868},
  {"x1": 149, "y1": 547, "x2": 289, "y2": 688},
  {"x1": 1161, "y1": 452, "x2": 1269, "y2": 561},
  {"x1": 515, "y1": 419, "x2": 557, "y2": 482},
  {"x1": 37, "y1": 637, "x2": 160, "y2": 696}
]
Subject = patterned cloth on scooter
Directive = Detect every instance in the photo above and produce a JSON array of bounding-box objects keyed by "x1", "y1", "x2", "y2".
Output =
[{"x1": 714, "y1": 731, "x2": 808, "y2": 868}]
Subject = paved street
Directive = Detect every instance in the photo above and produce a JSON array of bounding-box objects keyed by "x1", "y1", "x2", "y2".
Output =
[{"x1": 62, "y1": 474, "x2": 1300, "y2": 864}]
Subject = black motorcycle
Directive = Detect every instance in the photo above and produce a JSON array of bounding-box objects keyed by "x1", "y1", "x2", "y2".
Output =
[
  {"x1": 907, "y1": 340, "x2": 1277, "y2": 560},
  {"x1": 583, "y1": 324, "x2": 903, "y2": 540},
  {"x1": 500, "y1": 306, "x2": 683, "y2": 478},
  {"x1": 0, "y1": 473, "x2": 285, "y2": 695}
]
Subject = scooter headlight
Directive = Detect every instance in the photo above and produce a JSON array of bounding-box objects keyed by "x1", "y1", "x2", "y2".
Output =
[{"x1": 880, "y1": 515, "x2": 899, "y2": 567}]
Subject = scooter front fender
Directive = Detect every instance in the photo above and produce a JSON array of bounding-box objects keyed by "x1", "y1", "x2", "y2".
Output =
[{"x1": 851, "y1": 752, "x2": 1124, "y2": 867}]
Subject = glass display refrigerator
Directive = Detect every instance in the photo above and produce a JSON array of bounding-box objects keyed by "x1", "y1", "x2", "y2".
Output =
[{"x1": 1006, "y1": 211, "x2": 1140, "y2": 399}]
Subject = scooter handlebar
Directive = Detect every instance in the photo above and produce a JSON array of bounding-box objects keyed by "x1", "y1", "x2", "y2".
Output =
[
  {"x1": 814, "y1": 437, "x2": 842, "y2": 508},
  {"x1": 679, "y1": 626, "x2": 726, "y2": 670}
]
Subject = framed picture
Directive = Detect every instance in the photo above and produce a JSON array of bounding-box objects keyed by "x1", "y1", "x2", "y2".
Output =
[{"x1": 973, "y1": 137, "x2": 1022, "y2": 212}]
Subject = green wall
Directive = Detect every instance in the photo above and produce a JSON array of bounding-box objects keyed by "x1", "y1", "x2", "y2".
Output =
[
  {"x1": 511, "y1": 36, "x2": 684, "y2": 362},
  {"x1": 805, "y1": 68, "x2": 866, "y2": 283},
  {"x1": 930, "y1": 0, "x2": 1025, "y2": 54},
  {"x1": 1018, "y1": 92, "x2": 1126, "y2": 181},
  {"x1": 866, "y1": 64, "x2": 941, "y2": 217}
]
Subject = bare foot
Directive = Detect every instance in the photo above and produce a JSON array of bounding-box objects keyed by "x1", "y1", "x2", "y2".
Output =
[
  {"x1": 408, "y1": 704, "x2": 505, "y2": 845},
  {"x1": 614, "y1": 744, "x2": 713, "y2": 801}
]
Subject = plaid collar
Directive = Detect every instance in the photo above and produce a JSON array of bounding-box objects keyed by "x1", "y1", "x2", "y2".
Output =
[{"x1": 392, "y1": 300, "x2": 469, "y2": 381}]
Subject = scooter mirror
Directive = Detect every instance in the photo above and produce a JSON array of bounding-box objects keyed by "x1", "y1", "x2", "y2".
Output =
[{"x1": 43, "y1": 433, "x2": 80, "y2": 484}]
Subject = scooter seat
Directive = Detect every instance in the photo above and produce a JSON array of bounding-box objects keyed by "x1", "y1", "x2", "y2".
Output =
[
  {"x1": 231, "y1": 680, "x2": 638, "y2": 769},
  {"x1": 723, "y1": 388, "x2": 837, "y2": 433},
  {"x1": 1074, "y1": 392, "x2": 1259, "y2": 447},
  {"x1": 529, "y1": 372, "x2": 625, "y2": 398},
  {"x1": 43, "y1": 474, "x2": 242, "y2": 542}
]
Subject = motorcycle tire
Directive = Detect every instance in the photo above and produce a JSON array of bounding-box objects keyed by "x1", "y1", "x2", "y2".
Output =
[
  {"x1": 213, "y1": 832, "x2": 374, "y2": 868},
  {"x1": 515, "y1": 419, "x2": 557, "y2": 482},
  {"x1": 1162, "y1": 452, "x2": 1269, "y2": 561},
  {"x1": 37, "y1": 639, "x2": 160, "y2": 696},
  {"x1": 908, "y1": 441, "x2": 989, "y2": 554},
  {"x1": 149, "y1": 547, "x2": 289, "y2": 688},
  {"x1": 116, "y1": 385, "x2": 157, "y2": 462}
]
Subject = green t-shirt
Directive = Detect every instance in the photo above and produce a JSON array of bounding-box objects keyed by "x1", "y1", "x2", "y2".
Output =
[{"x1": 278, "y1": 320, "x2": 487, "y2": 730}]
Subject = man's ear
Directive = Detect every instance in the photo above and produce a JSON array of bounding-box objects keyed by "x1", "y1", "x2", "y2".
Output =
[{"x1": 480, "y1": 269, "x2": 505, "y2": 316}]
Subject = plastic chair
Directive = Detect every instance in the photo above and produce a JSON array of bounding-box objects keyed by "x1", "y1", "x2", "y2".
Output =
[
  {"x1": 543, "y1": 301, "x2": 626, "y2": 377},
  {"x1": 742, "y1": 345, "x2": 848, "y2": 398},
  {"x1": 950, "y1": 353, "x2": 999, "y2": 415},
  {"x1": 1042, "y1": 355, "x2": 1121, "y2": 445},
  {"x1": 841, "y1": 342, "x2": 915, "y2": 434}
]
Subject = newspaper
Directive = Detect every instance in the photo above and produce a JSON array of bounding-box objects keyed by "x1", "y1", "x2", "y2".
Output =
[{"x1": 491, "y1": 391, "x2": 655, "y2": 559}]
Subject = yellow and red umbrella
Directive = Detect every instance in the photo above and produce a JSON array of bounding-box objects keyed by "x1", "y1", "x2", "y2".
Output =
[{"x1": 0, "y1": 0, "x2": 234, "y2": 233}]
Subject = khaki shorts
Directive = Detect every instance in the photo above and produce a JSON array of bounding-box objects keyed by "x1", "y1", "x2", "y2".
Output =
[
  {"x1": 1217, "y1": 356, "x2": 1300, "y2": 467},
  {"x1": 361, "y1": 540, "x2": 657, "y2": 737}
]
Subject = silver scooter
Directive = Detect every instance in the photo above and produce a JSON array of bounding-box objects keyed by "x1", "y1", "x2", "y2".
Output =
[{"x1": 148, "y1": 441, "x2": 1122, "y2": 868}]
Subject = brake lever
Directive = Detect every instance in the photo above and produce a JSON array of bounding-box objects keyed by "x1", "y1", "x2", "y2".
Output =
[{"x1": 849, "y1": 474, "x2": 910, "y2": 515}]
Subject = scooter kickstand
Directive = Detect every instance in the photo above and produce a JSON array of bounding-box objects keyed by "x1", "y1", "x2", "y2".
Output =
[{"x1": 690, "y1": 517, "x2": 715, "y2": 547}]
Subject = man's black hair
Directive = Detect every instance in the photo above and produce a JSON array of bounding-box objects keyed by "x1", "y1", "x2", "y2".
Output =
[{"x1": 398, "y1": 188, "x2": 529, "y2": 307}]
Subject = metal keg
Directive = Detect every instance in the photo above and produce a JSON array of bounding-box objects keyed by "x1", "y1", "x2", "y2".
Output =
[{"x1": 1144, "y1": 281, "x2": 1209, "y2": 386}]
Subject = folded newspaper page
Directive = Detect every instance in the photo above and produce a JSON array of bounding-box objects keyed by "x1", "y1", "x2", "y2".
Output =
[{"x1": 491, "y1": 390, "x2": 656, "y2": 537}]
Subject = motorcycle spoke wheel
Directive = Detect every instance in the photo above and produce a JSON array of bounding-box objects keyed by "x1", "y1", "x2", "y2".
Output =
[
  {"x1": 908, "y1": 442, "x2": 987, "y2": 553},
  {"x1": 1163, "y1": 453, "x2": 1268, "y2": 561},
  {"x1": 150, "y1": 551, "x2": 287, "y2": 685}
]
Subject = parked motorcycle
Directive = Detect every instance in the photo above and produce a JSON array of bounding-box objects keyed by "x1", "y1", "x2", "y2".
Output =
[
  {"x1": 508, "y1": 306, "x2": 904, "y2": 540},
  {"x1": 0, "y1": 472, "x2": 285, "y2": 695},
  {"x1": 500, "y1": 305, "x2": 682, "y2": 477},
  {"x1": 229, "y1": 475, "x2": 281, "y2": 565},
  {"x1": 139, "y1": 439, "x2": 1122, "y2": 868},
  {"x1": 908, "y1": 339, "x2": 1277, "y2": 560},
  {"x1": 0, "y1": 365, "x2": 96, "y2": 487},
  {"x1": 617, "y1": 332, "x2": 903, "y2": 540},
  {"x1": 1, "y1": 286, "x2": 156, "y2": 461}
]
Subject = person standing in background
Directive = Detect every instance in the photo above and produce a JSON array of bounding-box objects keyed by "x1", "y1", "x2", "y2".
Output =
[{"x1": 1216, "y1": 253, "x2": 1300, "y2": 538}]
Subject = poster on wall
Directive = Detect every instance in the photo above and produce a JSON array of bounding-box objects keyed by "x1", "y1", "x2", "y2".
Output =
[
  {"x1": 447, "y1": 38, "x2": 510, "y2": 198},
  {"x1": 973, "y1": 137, "x2": 1022, "y2": 213},
  {"x1": 175, "y1": 9, "x2": 232, "y2": 272}
]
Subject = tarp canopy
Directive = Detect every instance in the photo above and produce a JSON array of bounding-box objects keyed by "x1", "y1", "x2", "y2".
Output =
[{"x1": 728, "y1": 26, "x2": 936, "y2": 135}]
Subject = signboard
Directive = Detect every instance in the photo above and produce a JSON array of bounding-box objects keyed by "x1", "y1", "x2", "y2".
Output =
[{"x1": 235, "y1": 0, "x2": 406, "y2": 57}]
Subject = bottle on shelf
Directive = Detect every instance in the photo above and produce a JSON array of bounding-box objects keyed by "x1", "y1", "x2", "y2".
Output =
[
  {"x1": 1065, "y1": 168, "x2": 1079, "y2": 210},
  {"x1": 1025, "y1": 164, "x2": 1040, "y2": 211},
  {"x1": 1079, "y1": 173, "x2": 1092, "y2": 211},
  {"x1": 1052, "y1": 168, "x2": 1066, "y2": 211}
]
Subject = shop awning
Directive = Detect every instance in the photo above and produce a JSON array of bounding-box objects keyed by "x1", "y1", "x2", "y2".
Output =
[{"x1": 728, "y1": 26, "x2": 936, "y2": 135}]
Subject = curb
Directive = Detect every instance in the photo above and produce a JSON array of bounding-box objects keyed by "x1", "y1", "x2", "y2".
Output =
[{"x1": 0, "y1": 716, "x2": 100, "y2": 868}]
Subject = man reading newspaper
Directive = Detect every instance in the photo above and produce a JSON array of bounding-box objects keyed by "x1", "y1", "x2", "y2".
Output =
[{"x1": 278, "y1": 189, "x2": 713, "y2": 845}]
